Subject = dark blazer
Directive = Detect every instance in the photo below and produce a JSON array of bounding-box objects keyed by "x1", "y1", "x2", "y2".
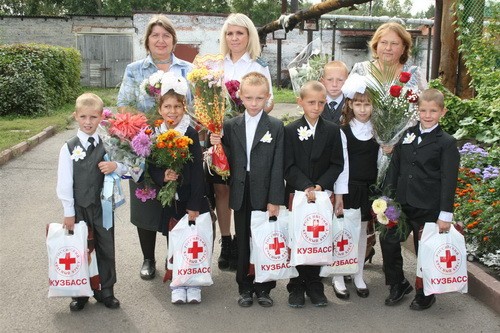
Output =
[
  {"x1": 149, "y1": 126, "x2": 207, "y2": 213},
  {"x1": 222, "y1": 112, "x2": 285, "y2": 211},
  {"x1": 321, "y1": 95, "x2": 345, "y2": 125},
  {"x1": 384, "y1": 123, "x2": 460, "y2": 213},
  {"x1": 284, "y1": 116, "x2": 344, "y2": 202}
]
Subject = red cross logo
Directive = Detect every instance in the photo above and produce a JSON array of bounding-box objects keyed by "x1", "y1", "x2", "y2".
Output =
[
  {"x1": 440, "y1": 250, "x2": 457, "y2": 268},
  {"x1": 187, "y1": 241, "x2": 204, "y2": 259},
  {"x1": 306, "y1": 219, "x2": 325, "y2": 238},
  {"x1": 59, "y1": 252, "x2": 76, "y2": 270},
  {"x1": 336, "y1": 236, "x2": 349, "y2": 252},
  {"x1": 269, "y1": 237, "x2": 285, "y2": 255}
]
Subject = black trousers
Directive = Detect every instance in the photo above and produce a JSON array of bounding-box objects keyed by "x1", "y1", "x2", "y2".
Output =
[
  {"x1": 75, "y1": 203, "x2": 116, "y2": 298},
  {"x1": 380, "y1": 204, "x2": 439, "y2": 286},
  {"x1": 233, "y1": 174, "x2": 276, "y2": 294},
  {"x1": 287, "y1": 265, "x2": 324, "y2": 293}
]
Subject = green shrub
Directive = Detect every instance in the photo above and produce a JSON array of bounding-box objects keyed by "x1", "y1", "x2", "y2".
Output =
[{"x1": 0, "y1": 44, "x2": 81, "y2": 116}]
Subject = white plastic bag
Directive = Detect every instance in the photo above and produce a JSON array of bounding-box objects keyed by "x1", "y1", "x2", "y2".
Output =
[
  {"x1": 320, "y1": 209, "x2": 361, "y2": 276},
  {"x1": 417, "y1": 223, "x2": 468, "y2": 296},
  {"x1": 168, "y1": 213, "x2": 214, "y2": 287},
  {"x1": 46, "y1": 222, "x2": 93, "y2": 298},
  {"x1": 251, "y1": 210, "x2": 298, "y2": 282},
  {"x1": 290, "y1": 191, "x2": 334, "y2": 266}
]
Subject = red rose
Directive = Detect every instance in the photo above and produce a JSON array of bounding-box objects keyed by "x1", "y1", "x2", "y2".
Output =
[
  {"x1": 399, "y1": 71, "x2": 411, "y2": 83},
  {"x1": 406, "y1": 89, "x2": 419, "y2": 103},
  {"x1": 389, "y1": 85, "x2": 402, "y2": 97}
]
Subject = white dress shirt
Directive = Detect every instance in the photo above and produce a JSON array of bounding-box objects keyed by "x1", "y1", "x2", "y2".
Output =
[
  {"x1": 224, "y1": 53, "x2": 274, "y2": 99},
  {"x1": 245, "y1": 110, "x2": 263, "y2": 171}
]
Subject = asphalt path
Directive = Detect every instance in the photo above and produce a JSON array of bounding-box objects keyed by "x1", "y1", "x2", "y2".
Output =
[{"x1": 1, "y1": 108, "x2": 499, "y2": 332}]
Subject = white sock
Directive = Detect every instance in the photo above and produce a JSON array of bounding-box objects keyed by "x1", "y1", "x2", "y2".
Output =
[
  {"x1": 353, "y1": 221, "x2": 368, "y2": 289},
  {"x1": 333, "y1": 275, "x2": 347, "y2": 291}
]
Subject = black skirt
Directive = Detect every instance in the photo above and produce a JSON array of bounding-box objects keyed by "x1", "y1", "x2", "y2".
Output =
[{"x1": 343, "y1": 180, "x2": 377, "y2": 221}]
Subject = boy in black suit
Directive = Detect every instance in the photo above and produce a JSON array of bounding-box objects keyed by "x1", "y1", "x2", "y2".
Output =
[
  {"x1": 284, "y1": 81, "x2": 344, "y2": 307},
  {"x1": 320, "y1": 61, "x2": 348, "y2": 125},
  {"x1": 381, "y1": 89, "x2": 460, "y2": 310},
  {"x1": 210, "y1": 72, "x2": 285, "y2": 307}
]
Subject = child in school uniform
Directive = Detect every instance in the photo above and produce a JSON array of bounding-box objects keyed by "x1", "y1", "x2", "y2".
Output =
[
  {"x1": 320, "y1": 61, "x2": 349, "y2": 125},
  {"x1": 57, "y1": 93, "x2": 127, "y2": 311},
  {"x1": 284, "y1": 81, "x2": 344, "y2": 308},
  {"x1": 381, "y1": 88, "x2": 460, "y2": 310},
  {"x1": 331, "y1": 74, "x2": 384, "y2": 300},
  {"x1": 210, "y1": 72, "x2": 284, "y2": 307},
  {"x1": 147, "y1": 74, "x2": 210, "y2": 304}
]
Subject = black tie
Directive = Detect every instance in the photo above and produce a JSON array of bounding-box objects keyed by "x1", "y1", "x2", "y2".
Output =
[
  {"x1": 329, "y1": 101, "x2": 337, "y2": 111},
  {"x1": 419, "y1": 131, "x2": 428, "y2": 144},
  {"x1": 87, "y1": 137, "x2": 95, "y2": 155}
]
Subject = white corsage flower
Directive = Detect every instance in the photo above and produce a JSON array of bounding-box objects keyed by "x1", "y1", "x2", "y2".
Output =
[
  {"x1": 260, "y1": 131, "x2": 273, "y2": 143},
  {"x1": 71, "y1": 146, "x2": 86, "y2": 161},
  {"x1": 402, "y1": 132, "x2": 416, "y2": 144},
  {"x1": 297, "y1": 126, "x2": 313, "y2": 141}
]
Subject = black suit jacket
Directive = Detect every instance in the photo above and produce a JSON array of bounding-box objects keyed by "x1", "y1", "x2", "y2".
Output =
[
  {"x1": 222, "y1": 112, "x2": 285, "y2": 211},
  {"x1": 384, "y1": 124, "x2": 460, "y2": 213},
  {"x1": 149, "y1": 126, "x2": 207, "y2": 212},
  {"x1": 321, "y1": 95, "x2": 345, "y2": 125},
  {"x1": 284, "y1": 116, "x2": 344, "y2": 202}
]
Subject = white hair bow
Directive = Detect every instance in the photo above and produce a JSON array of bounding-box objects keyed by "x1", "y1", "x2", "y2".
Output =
[
  {"x1": 160, "y1": 72, "x2": 188, "y2": 96},
  {"x1": 341, "y1": 73, "x2": 368, "y2": 99}
]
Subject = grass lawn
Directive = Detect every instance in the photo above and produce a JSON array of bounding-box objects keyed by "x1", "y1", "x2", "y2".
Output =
[{"x1": 0, "y1": 86, "x2": 295, "y2": 152}]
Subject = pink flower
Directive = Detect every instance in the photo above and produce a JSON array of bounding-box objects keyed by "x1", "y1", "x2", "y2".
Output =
[
  {"x1": 135, "y1": 187, "x2": 157, "y2": 202},
  {"x1": 108, "y1": 113, "x2": 149, "y2": 141},
  {"x1": 131, "y1": 128, "x2": 153, "y2": 157}
]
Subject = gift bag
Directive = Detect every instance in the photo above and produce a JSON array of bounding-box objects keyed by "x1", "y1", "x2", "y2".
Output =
[
  {"x1": 251, "y1": 210, "x2": 298, "y2": 282},
  {"x1": 167, "y1": 213, "x2": 214, "y2": 287},
  {"x1": 320, "y1": 209, "x2": 361, "y2": 277},
  {"x1": 290, "y1": 191, "x2": 333, "y2": 266},
  {"x1": 417, "y1": 223, "x2": 468, "y2": 296},
  {"x1": 46, "y1": 222, "x2": 93, "y2": 298}
]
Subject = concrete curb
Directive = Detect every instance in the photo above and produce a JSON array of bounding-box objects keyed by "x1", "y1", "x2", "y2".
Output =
[
  {"x1": 403, "y1": 236, "x2": 499, "y2": 315},
  {"x1": 0, "y1": 126, "x2": 56, "y2": 166}
]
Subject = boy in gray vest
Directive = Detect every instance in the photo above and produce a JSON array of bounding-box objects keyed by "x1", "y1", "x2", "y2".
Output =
[{"x1": 57, "y1": 93, "x2": 127, "y2": 311}]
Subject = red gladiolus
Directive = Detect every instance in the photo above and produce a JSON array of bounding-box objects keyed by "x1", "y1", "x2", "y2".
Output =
[
  {"x1": 389, "y1": 85, "x2": 402, "y2": 97},
  {"x1": 399, "y1": 71, "x2": 411, "y2": 83}
]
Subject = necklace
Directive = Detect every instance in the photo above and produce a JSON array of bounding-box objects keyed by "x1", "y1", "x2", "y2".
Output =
[{"x1": 154, "y1": 58, "x2": 172, "y2": 65}]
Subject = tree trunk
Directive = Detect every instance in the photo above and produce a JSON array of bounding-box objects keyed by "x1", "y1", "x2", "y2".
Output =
[
  {"x1": 257, "y1": 0, "x2": 372, "y2": 41},
  {"x1": 439, "y1": 0, "x2": 459, "y2": 93}
]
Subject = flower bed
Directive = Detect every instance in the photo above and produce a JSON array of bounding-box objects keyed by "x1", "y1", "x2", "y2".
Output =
[{"x1": 455, "y1": 143, "x2": 500, "y2": 270}]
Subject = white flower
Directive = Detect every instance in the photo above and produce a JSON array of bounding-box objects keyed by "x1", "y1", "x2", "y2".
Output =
[
  {"x1": 377, "y1": 213, "x2": 389, "y2": 225},
  {"x1": 260, "y1": 131, "x2": 273, "y2": 143},
  {"x1": 458, "y1": 4, "x2": 464, "y2": 10},
  {"x1": 467, "y1": 16, "x2": 474, "y2": 23},
  {"x1": 71, "y1": 146, "x2": 86, "y2": 161},
  {"x1": 402, "y1": 132, "x2": 416, "y2": 144},
  {"x1": 140, "y1": 79, "x2": 149, "y2": 96},
  {"x1": 372, "y1": 198, "x2": 388, "y2": 215},
  {"x1": 463, "y1": 28, "x2": 470, "y2": 35},
  {"x1": 297, "y1": 126, "x2": 313, "y2": 141},
  {"x1": 148, "y1": 70, "x2": 165, "y2": 85}
]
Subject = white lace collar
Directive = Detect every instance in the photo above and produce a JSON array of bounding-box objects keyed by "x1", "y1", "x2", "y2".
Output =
[{"x1": 159, "y1": 114, "x2": 191, "y2": 135}]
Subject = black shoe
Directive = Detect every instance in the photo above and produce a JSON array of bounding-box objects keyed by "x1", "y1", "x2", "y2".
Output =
[
  {"x1": 354, "y1": 283, "x2": 370, "y2": 298},
  {"x1": 385, "y1": 279, "x2": 413, "y2": 306},
  {"x1": 288, "y1": 289, "x2": 305, "y2": 308},
  {"x1": 69, "y1": 297, "x2": 89, "y2": 312},
  {"x1": 365, "y1": 248, "x2": 375, "y2": 264},
  {"x1": 229, "y1": 237, "x2": 238, "y2": 271},
  {"x1": 218, "y1": 236, "x2": 232, "y2": 271},
  {"x1": 238, "y1": 291, "x2": 253, "y2": 307},
  {"x1": 410, "y1": 291, "x2": 436, "y2": 310},
  {"x1": 140, "y1": 259, "x2": 156, "y2": 280},
  {"x1": 103, "y1": 296, "x2": 120, "y2": 309},
  {"x1": 256, "y1": 291, "x2": 273, "y2": 307},
  {"x1": 333, "y1": 284, "x2": 350, "y2": 300},
  {"x1": 307, "y1": 290, "x2": 328, "y2": 307}
]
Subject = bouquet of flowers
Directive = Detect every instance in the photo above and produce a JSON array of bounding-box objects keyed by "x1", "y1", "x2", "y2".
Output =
[
  {"x1": 149, "y1": 122, "x2": 194, "y2": 207},
  {"x1": 366, "y1": 65, "x2": 420, "y2": 184},
  {"x1": 187, "y1": 54, "x2": 230, "y2": 180},
  {"x1": 372, "y1": 196, "x2": 408, "y2": 238},
  {"x1": 140, "y1": 70, "x2": 165, "y2": 99},
  {"x1": 225, "y1": 79, "x2": 245, "y2": 117},
  {"x1": 288, "y1": 38, "x2": 329, "y2": 97},
  {"x1": 99, "y1": 110, "x2": 152, "y2": 182}
]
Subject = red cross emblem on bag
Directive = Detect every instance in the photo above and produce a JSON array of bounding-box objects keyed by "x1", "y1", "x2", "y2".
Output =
[
  {"x1": 333, "y1": 230, "x2": 354, "y2": 257},
  {"x1": 55, "y1": 247, "x2": 83, "y2": 277},
  {"x1": 301, "y1": 213, "x2": 329, "y2": 244},
  {"x1": 263, "y1": 231, "x2": 289, "y2": 261},
  {"x1": 182, "y1": 236, "x2": 208, "y2": 265},
  {"x1": 433, "y1": 244, "x2": 462, "y2": 274}
]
